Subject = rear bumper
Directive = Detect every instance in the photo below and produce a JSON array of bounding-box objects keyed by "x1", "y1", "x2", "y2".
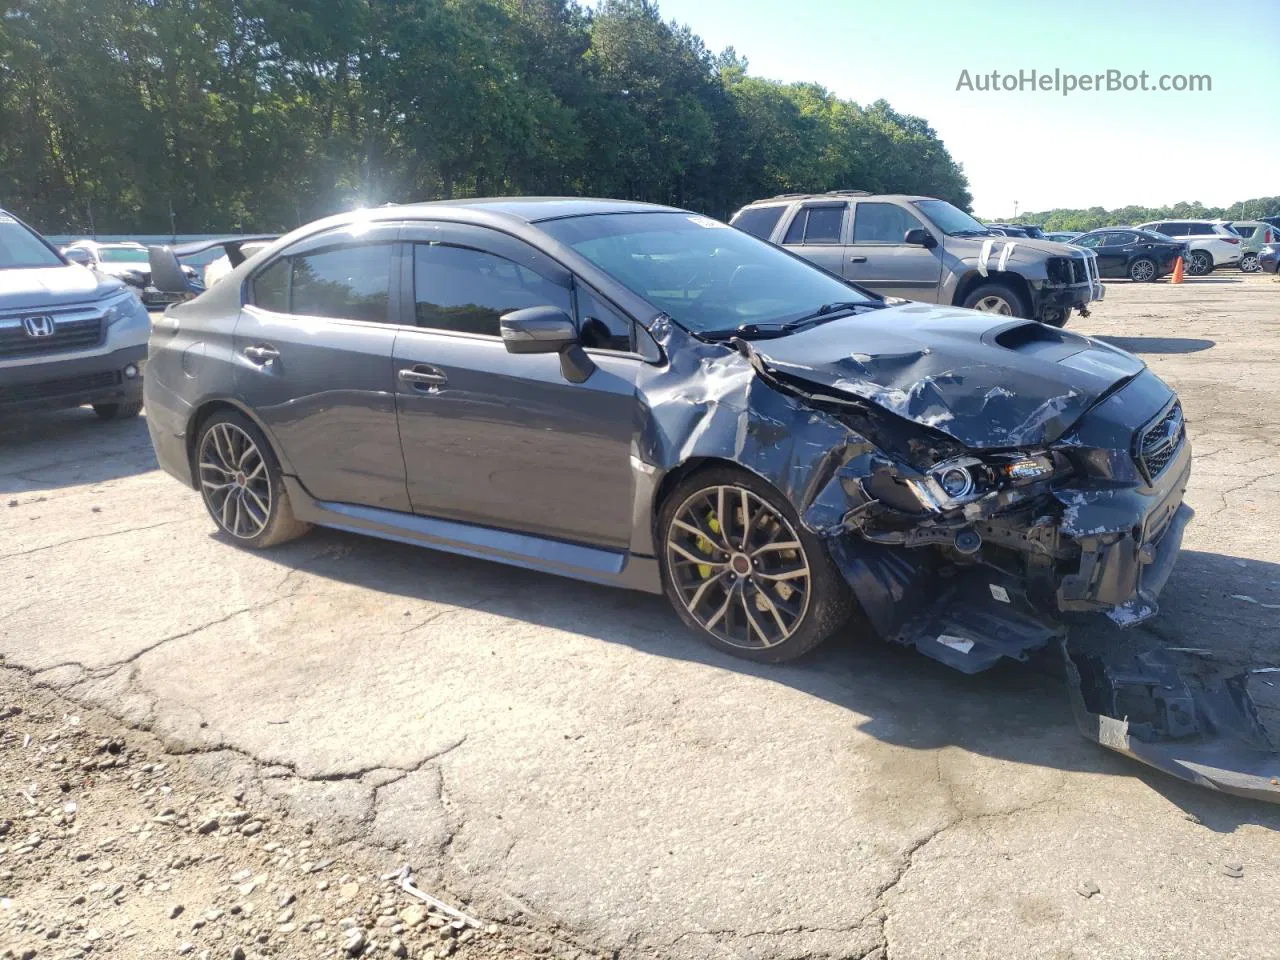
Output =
[
  {"x1": 0, "y1": 345, "x2": 145, "y2": 412},
  {"x1": 143, "y1": 371, "x2": 195, "y2": 487}
]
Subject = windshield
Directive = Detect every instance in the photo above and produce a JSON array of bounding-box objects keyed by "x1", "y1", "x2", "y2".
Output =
[
  {"x1": 99, "y1": 246, "x2": 150, "y2": 263},
  {"x1": 538, "y1": 211, "x2": 874, "y2": 334},
  {"x1": 911, "y1": 200, "x2": 991, "y2": 236},
  {"x1": 0, "y1": 214, "x2": 64, "y2": 269}
]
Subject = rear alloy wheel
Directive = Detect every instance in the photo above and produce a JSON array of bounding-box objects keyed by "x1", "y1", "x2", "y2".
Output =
[
  {"x1": 195, "y1": 411, "x2": 310, "y2": 548},
  {"x1": 1128, "y1": 258, "x2": 1157, "y2": 282},
  {"x1": 1240, "y1": 253, "x2": 1260, "y2": 273},
  {"x1": 659, "y1": 468, "x2": 854, "y2": 663},
  {"x1": 1186, "y1": 250, "x2": 1213, "y2": 276}
]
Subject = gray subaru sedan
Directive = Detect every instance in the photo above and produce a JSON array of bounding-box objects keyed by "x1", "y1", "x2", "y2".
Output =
[{"x1": 142, "y1": 198, "x2": 1276, "y2": 800}]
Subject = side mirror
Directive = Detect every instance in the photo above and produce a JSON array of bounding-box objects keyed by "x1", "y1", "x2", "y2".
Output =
[
  {"x1": 64, "y1": 248, "x2": 94, "y2": 267},
  {"x1": 904, "y1": 228, "x2": 937, "y2": 248},
  {"x1": 500, "y1": 305, "x2": 595, "y2": 383},
  {"x1": 147, "y1": 244, "x2": 202, "y2": 298}
]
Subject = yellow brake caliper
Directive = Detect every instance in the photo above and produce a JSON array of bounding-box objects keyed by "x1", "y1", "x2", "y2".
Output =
[{"x1": 696, "y1": 512, "x2": 721, "y2": 578}]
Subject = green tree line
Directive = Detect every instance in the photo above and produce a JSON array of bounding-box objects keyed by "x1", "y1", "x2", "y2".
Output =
[
  {"x1": 1005, "y1": 198, "x2": 1280, "y2": 233},
  {"x1": 0, "y1": 0, "x2": 972, "y2": 234}
]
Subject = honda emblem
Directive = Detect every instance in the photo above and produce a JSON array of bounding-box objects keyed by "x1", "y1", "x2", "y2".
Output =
[{"x1": 22, "y1": 315, "x2": 55, "y2": 338}]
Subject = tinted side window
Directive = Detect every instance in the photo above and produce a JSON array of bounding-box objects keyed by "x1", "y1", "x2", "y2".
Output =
[
  {"x1": 253, "y1": 257, "x2": 290, "y2": 312},
  {"x1": 1165, "y1": 222, "x2": 1191, "y2": 235},
  {"x1": 290, "y1": 244, "x2": 392, "y2": 322},
  {"x1": 1107, "y1": 231, "x2": 1137, "y2": 245},
  {"x1": 1232, "y1": 224, "x2": 1257, "y2": 239},
  {"x1": 575, "y1": 283, "x2": 633, "y2": 352},
  {"x1": 413, "y1": 243, "x2": 571, "y2": 337},
  {"x1": 782, "y1": 210, "x2": 807, "y2": 245},
  {"x1": 1187, "y1": 223, "x2": 1214, "y2": 236},
  {"x1": 1072, "y1": 233, "x2": 1102, "y2": 248},
  {"x1": 732, "y1": 206, "x2": 786, "y2": 240},
  {"x1": 802, "y1": 206, "x2": 844, "y2": 244},
  {"x1": 853, "y1": 203, "x2": 924, "y2": 244}
]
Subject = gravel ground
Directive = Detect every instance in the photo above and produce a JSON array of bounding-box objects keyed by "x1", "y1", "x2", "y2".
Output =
[{"x1": 0, "y1": 675, "x2": 563, "y2": 960}]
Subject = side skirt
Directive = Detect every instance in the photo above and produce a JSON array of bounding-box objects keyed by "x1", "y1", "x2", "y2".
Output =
[{"x1": 282, "y1": 476, "x2": 664, "y2": 595}]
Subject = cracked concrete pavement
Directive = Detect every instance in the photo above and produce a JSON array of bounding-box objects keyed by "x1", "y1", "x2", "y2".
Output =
[{"x1": 3, "y1": 274, "x2": 1280, "y2": 959}]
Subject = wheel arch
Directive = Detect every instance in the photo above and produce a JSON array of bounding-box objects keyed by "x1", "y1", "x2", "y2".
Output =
[
  {"x1": 952, "y1": 269, "x2": 1032, "y2": 314},
  {"x1": 650, "y1": 456, "x2": 786, "y2": 543},
  {"x1": 185, "y1": 397, "x2": 293, "y2": 490}
]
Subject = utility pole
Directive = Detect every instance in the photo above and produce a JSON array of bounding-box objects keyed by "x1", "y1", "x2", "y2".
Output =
[
  {"x1": 1012, "y1": 200, "x2": 1019, "y2": 218},
  {"x1": 168, "y1": 200, "x2": 177, "y2": 240}
]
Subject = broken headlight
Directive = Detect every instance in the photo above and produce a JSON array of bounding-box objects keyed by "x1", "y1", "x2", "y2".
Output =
[{"x1": 906, "y1": 452, "x2": 1061, "y2": 512}]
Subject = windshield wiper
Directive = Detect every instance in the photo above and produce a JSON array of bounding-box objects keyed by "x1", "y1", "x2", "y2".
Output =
[{"x1": 700, "y1": 300, "x2": 885, "y2": 341}]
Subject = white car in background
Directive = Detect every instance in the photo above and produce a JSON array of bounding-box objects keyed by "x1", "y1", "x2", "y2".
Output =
[
  {"x1": 1136, "y1": 219, "x2": 1242, "y2": 276},
  {"x1": 61, "y1": 239, "x2": 199, "y2": 306},
  {"x1": 61, "y1": 240, "x2": 151, "y2": 282}
]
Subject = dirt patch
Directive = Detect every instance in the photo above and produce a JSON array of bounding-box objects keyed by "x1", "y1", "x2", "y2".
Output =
[{"x1": 0, "y1": 669, "x2": 572, "y2": 960}]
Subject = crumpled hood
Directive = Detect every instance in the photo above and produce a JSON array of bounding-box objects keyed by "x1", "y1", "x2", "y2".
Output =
[
  {"x1": 0, "y1": 265, "x2": 126, "y2": 310},
  {"x1": 750, "y1": 301, "x2": 1146, "y2": 450}
]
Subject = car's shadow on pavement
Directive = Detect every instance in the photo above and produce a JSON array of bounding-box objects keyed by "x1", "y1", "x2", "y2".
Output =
[
  {"x1": 0, "y1": 409, "x2": 158, "y2": 493},
  {"x1": 1096, "y1": 336, "x2": 1216, "y2": 354},
  {"x1": 249, "y1": 528, "x2": 1280, "y2": 834}
]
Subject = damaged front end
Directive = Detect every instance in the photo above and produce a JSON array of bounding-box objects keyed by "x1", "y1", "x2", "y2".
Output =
[{"x1": 707, "y1": 312, "x2": 1277, "y2": 800}]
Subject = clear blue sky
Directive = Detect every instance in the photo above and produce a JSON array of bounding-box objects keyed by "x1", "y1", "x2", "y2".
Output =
[{"x1": 644, "y1": 0, "x2": 1280, "y2": 216}]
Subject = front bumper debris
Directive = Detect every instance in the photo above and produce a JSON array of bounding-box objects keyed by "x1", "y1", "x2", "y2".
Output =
[{"x1": 1065, "y1": 639, "x2": 1280, "y2": 803}]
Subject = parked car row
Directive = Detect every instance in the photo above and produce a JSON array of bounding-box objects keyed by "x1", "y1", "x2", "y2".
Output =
[
  {"x1": 61, "y1": 238, "x2": 203, "y2": 306},
  {"x1": 991, "y1": 218, "x2": 1278, "y2": 277}
]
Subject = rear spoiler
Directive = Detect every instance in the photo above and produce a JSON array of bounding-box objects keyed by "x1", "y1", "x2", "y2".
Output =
[
  {"x1": 168, "y1": 234, "x2": 277, "y2": 267},
  {"x1": 147, "y1": 235, "x2": 277, "y2": 300}
]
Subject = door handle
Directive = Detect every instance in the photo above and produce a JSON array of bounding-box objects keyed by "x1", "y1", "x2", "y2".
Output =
[
  {"x1": 243, "y1": 344, "x2": 279, "y2": 364},
  {"x1": 848, "y1": 256, "x2": 867, "y2": 264},
  {"x1": 398, "y1": 365, "x2": 448, "y2": 388}
]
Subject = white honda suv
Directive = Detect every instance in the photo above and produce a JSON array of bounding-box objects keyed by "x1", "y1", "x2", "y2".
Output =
[{"x1": 1137, "y1": 219, "x2": 1242, "y2": 276}]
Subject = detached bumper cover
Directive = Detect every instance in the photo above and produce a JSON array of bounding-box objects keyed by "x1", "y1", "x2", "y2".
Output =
[{"x1": 1065, "y1": 641, "x2": 1280, "y2": 803}]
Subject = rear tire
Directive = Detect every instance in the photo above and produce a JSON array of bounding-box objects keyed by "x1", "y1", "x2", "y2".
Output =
[
  {"x1": 657, "y1": 466, "x2": 855, "y2": 663},
  {"x1": 1186, "y1": 250, "x2": 1213, "y2": 276},
  {"x1": 960, "y1": 282, "x2": 1029, "y2": 319},
  {"x1": 93, "y1": 400, "x2": 143, "y2": 420},
  {"x1": 1128, "y1": 258, "x2": 1157, "y2": 282},
  {"x1": 1240, "y1": 253, "x2": 1260, "y2": 273},
  {"x1": 193, "y1": 410, "x2": 310, "y2": 548}
]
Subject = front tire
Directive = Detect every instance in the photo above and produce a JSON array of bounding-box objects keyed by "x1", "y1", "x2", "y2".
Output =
[
  {"x1": 1186, "y1": 250, "x2": 1213, "y2": 276},
  {"x1": 1128, "y1": 257, "x2": 1157, "y2": 282},
  {"x1": 960, "y1": 282, "x2": 1029, "y2": 319},
  {"x1": 658, "y1": 467, "x2": 854, "y2": 663},
  {"x1": 93, "y1": 400, "x2": 143, "y2": 420},
  {"x1": 194, "y1": 410, "x2": 310, "y2": 548},
  {"x1": 1240, "y1": 253, "x2": 1260, "y2": 273}
]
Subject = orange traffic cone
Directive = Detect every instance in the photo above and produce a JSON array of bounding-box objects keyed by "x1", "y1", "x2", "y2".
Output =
[{"x1": 1171, "y1": 257, "x2": 1184, "y2": 284}]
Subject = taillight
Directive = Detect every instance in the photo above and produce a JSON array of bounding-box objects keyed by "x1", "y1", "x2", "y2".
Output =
[{"x1": 1224, "y1": 237, "x2": 1239, "y2": 244}]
